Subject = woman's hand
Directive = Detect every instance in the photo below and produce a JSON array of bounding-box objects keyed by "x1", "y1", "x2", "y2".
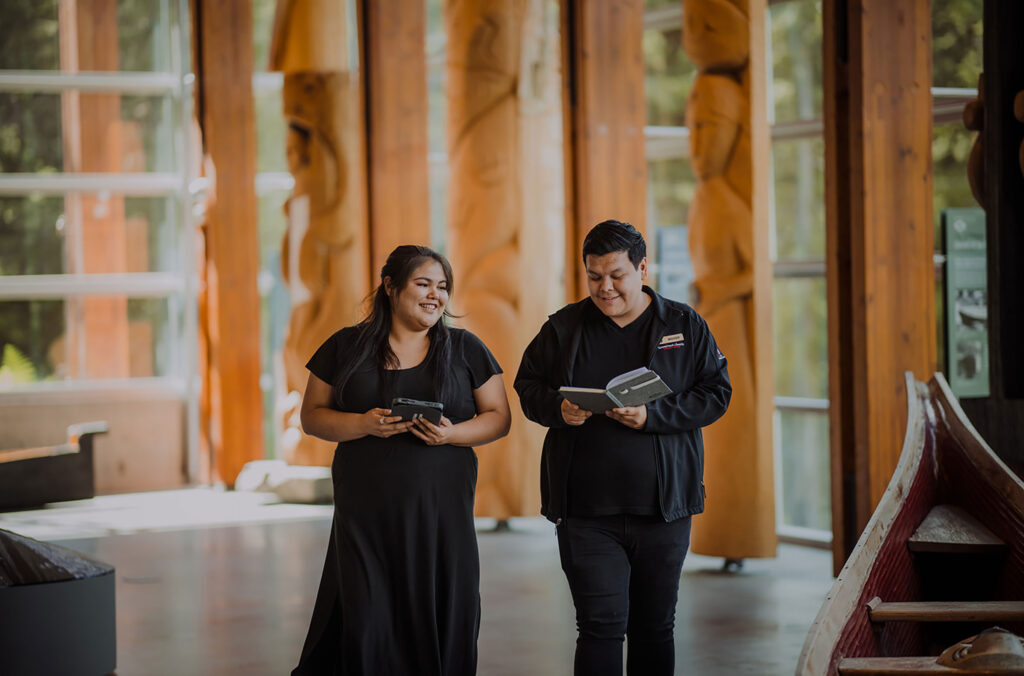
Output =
[
  {"x1": 606, "y1": 405, "x2": 647, "y2": 430},
  {"x1": 409, "y1": 416, "x2": 455, "y2": 446},
  {"x1": 363, "y1": 407, "x2": 413, "y2": 438},
  {"x1": 561, "y1": 398, "x2": 592, "y2": 426}
]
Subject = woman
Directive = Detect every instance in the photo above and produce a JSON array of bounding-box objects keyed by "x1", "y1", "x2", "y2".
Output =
[{"x1": 292, "y1": 245, "x2": 511, "y2": 676}]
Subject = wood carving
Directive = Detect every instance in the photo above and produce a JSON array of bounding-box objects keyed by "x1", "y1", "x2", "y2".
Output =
[
  {"x1": 683, "y1": 0, "x2": 776, "y2": 559},
  {"x1": 937, "y1": 628, "x2": 1024, "y2": 669},
  {"x1": 446, "y1": 0, "x2": 561, "y2": 518},
  {"x1": 964, "y1": 73, "x2": 985, "y2": 208},
  {"x1": 272, "y1": 1, "x2": 371, "y2": 466}
]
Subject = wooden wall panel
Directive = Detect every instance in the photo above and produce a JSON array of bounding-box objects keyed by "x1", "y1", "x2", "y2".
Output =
[
  {"x1": 562, "y1": 0, "x2": 646, "y2": 300},
  {"x1": 363, "y1": 0, "x2": 431, "y2": 272},
  {"x1": 193, "y1": 0, "x2": 264, "y2": 485},
  {"x1": 824, "y1": 0, "x2": 936, "y2": 572}
]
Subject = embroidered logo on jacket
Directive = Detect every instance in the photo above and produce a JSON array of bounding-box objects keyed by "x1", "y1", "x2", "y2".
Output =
[{"x1": 658, "y1": 332, "x2": 685, "y2": 350}]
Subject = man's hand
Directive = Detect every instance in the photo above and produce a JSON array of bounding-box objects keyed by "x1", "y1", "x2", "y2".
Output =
[
  {"x1": 606, "y1": 405, "x2": 647, "y2": 430},
  {"x1": 561, "y1": 398, "x2": 592, "y2": 426}
]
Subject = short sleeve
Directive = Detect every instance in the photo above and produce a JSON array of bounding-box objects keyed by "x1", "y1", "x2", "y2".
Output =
[
  {"x1": 458, "y1": 330, "x2": 503, "y2": 389},
  {"x1": 305, "y1": 331, "x2": 343, "y2": 384}
]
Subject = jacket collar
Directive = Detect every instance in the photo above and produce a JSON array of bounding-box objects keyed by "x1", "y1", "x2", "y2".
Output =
[{"x1": 549, "y1": 286, "x2": 670, "y2": 334}]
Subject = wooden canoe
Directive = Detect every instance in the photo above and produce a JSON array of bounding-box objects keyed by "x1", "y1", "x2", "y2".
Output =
[{"x1": 796, "y1": 373, "x2": 1024, "y2": 675}]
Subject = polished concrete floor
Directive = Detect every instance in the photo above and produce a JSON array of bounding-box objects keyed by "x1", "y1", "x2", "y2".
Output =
[{"x1": 2, "y1": 490, "x2": 834, "y2": 675}]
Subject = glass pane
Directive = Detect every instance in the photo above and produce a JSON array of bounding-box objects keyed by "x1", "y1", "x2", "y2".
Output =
[
  {"x1": 933, "y1": 123, "x2": 978, "y2": 231},
  {"x1": 0, "y1": 93, "x2": 177, "y2": 173},
  {"x1": 771, "y1": 136, "x2": 825, "y2": 261},
  {"x1": 932, "y1": 0, "x2": 983, "y2": 89},
  {"x1": 258, "y1": 190, "x2": 290, "y2": 459},
  {"x1": 648, "y1": 156, "x2": 695, "y2": 230},
  {"x1": 427, "y1": 65, "x2": 447, "y2": 156},
  {"x1": 773, "y1": 277, "x2": 828, "y2": 399},
  {"x1": 0, "y1": 299, "x2": 65, "y2": 384},
  {"x1": 255, "y1": 86, "x2": 287, "y2": 173},
  {"x1": 0, "y1": 0, "x2": 173, "y2": 72},
  {"x1": 429, "y1": 160, "x2": 449, "y2": 254},
  {"x1": 768, "y1": 0, "x2": 823, "y2": 123},
  {"x1": 0, "y1": 296, "x2": 173, "y2": 385},
  {"x1": 253, "y1": 0, "x2": 278, "y2": 73},
  {"x1": 0, "y1": 93, "x2": 63, "y2": 172},
  {"x1": 645, "y1": 0, "x2": 679, "y2": 10},
  {"x1": 643, "y1": 26, "x2": 695, "y2": 128},
  {"x1": 0, "y1": 195, "x2": 180, "y2": 275},
  {"x1": 776, "y1": 408, "x2": 831, "y2": 531},
  {"x1": 933, "y1": 122, "x2": 979, "y2": 374},
  {"x1": 0, "y1": 0, "x2": 60, "y2": 70}
]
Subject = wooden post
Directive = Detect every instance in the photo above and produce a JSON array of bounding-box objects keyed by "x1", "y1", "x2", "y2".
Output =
[
  {"x1": 446, "y1": 0, "x2": 564, "y2": 518},
  {"x1": 193, "y1": 0, "x2": 264, "y2": 485},
  {"x1": 270, "y1": 0, "x2": 372, "y2": 466},
  {"x1": 823, "y1": 0, "x2": 936, "y2": 572},
  {"x1": 561, "y1": 0, "x2": 647, "y2": 300},
  {"x1": 362, "y1": 0, "x2": 431, "y2": 272},
  {"x1": 681, "y1": 0, "x2": 777, "y2": 560}
]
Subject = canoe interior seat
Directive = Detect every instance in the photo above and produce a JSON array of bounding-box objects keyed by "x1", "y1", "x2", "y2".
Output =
[
  {"x1": 867, "y1": 597, "x2": 1024, "y2": 624},
  {"x1": 907, "y1": 504, "x2": 1007, "y2": 554}
]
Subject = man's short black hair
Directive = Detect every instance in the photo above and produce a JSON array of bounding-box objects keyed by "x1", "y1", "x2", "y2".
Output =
[{"x1": 581, "y1": 219, "x2": 646, "y2": 268}]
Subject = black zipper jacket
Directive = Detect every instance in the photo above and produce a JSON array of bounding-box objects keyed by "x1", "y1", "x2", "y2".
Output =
[{"x1": 513, "y1": 287, "x2": 732, "y2": 523}]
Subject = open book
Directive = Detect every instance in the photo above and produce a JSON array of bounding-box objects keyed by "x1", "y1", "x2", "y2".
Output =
[{"x1": 559, "y1": 367, "x2": 672, "y2": 413}]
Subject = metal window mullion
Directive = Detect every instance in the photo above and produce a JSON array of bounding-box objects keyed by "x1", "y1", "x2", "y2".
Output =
[
  {"x1": 173, "y1": 0, "x2": 201, "y2": 483},
  {"x1": 773, "y1": 260, "x2": 826, "y2": 277},
  {"x1": 774, "y1": 396, "x2": 830, "y2": 413},
  {"x1": 0, "y1": 273, "x2": 185, "y2": 300},
  {"x1": 0, "y1": 70, "x2": 180, "y2": 95},
  {"x1": 0, "y1": 173, "x2": 182, "y2": 196}
]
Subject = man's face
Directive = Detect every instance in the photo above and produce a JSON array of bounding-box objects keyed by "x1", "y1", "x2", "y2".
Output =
[{"x1": 585, "y1": 250, "x2": 648, "y2": 324}]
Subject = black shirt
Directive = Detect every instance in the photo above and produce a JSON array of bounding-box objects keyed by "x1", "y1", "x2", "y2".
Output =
[{"x1": 568, "y1": 297, "x2": 660, "y2": 516}]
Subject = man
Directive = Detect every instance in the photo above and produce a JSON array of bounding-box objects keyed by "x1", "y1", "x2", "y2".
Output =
[{"x1": 514, "y1": 220, "x2": 731, "y2": 676}]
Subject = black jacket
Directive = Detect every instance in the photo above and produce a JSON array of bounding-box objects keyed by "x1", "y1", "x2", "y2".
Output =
[{"x1": 513, "y1": 287, "x2": 732, "y2": 523}]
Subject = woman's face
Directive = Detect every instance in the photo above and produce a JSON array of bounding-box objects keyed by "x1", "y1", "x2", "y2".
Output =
[{"x1": 389, "y1": 259, "x2": 450, "y2": 331}]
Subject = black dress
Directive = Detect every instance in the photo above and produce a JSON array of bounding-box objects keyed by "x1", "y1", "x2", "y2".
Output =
[{"x1": 293, "y1": 326, "x2": 502, "y2": 676}]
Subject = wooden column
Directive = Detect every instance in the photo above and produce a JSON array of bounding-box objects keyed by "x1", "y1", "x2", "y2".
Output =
[
  {"x1": 193, "y1": 0, "x2": 264, "y2": 485},
  {"x1": 561, "y1": 0, "x2": 646, "y2": 300},
  {"x1": 958, "y1": 0, "x2": 1024, "y2": 477},
  {"x1": 362, "y1": 0, "x2": 431, "y2": 271},
  {"x1": 681, "y1": 0, "x2": 776, "y2": 560},
  {"x1": 446, "y1": 0, "x2": 563, "y2": 519},
  {"x1": 270, "y1": 0, "x2": 372, "y2": 466},
  {"x1": 823, "y1": 0, "x2": 936, "y2": 572}
]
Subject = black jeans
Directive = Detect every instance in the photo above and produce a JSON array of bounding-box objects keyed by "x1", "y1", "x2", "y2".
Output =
[{"x1": 556, "y1": 514, "x2": 692, "y2": 676}]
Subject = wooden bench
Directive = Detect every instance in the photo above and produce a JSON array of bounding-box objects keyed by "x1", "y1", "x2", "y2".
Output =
[{"x1": 0, "y1": 422, "x2": 108, "y2": 510}]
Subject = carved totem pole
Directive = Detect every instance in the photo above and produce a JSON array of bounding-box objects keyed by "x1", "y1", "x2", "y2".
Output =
[
  {"x1": 445, "y1": 0, "x2": 563, "y2": 518},
  {"x1": 270, "y1": 0, "x2": 371, "y2": 466},
  {"x1": 682, "y1": 0, "x2": 776, "y2": 559}
]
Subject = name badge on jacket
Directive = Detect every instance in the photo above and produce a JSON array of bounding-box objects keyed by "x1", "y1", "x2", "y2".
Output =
[{"x1": 658, "y1": 332, "x2": 685, "y2": 350}]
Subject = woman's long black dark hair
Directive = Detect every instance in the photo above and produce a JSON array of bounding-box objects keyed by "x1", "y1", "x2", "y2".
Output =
[{"x1": 332, "y1": 245, "x2": 456, "y2": 410}]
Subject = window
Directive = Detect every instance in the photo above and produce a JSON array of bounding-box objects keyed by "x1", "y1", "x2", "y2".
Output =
[{"x1": 0, "y1": 0, "x2": 197, "y2": 485}]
